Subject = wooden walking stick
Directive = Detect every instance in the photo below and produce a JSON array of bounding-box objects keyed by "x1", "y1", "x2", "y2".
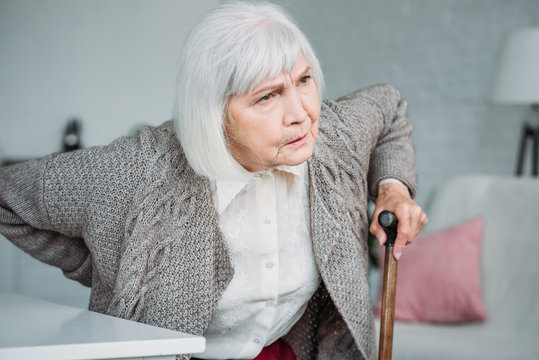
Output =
[{"x1": 378, "y1": 210, "x2": 398, "y2": 360}]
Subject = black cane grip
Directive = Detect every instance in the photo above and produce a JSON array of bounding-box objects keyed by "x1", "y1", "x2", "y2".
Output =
[{"x1": 378, "y1": 210, "x2": 398, "y2": 247}]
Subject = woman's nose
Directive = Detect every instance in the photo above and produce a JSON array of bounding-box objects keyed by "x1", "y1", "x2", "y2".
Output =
[{"x1": 283, "y1": 89, "x2": 308, "y2": 125}]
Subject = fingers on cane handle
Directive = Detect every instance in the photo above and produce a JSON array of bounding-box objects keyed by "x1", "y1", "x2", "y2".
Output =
[{"x1": 378, "y1": 210, "x2": 398, "y2": 248}]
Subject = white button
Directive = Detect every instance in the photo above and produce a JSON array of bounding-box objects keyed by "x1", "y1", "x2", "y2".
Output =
[
  {"x1": 253, "y1": 337, "x2": 261, "y2": 344},
  {"x1": 264, "y1": 219, "x2": 271, "y2": 224},
  {"x1": 266, "y1": 262, "x2": 274, "y2": 269}
]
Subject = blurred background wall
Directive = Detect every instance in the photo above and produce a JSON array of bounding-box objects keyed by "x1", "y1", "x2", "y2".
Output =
[{"x1": 1, "y1": 0, "x2": 538, "y2": 307}]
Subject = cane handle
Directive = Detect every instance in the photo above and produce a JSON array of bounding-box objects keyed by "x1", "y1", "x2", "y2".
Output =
[{"x1": 379, "y1": 210, "x2": 398, "y2": 247}]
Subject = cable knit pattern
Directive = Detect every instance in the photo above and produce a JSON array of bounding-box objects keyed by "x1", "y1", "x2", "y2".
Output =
[{"x1": 0, "y1": 84, "x2": 416, "y2": 360}]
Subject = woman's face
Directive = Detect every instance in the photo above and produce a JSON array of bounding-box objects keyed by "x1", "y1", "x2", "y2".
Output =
[{"x1": 225, "y1": 53, "x2": 320, "y2": 172}]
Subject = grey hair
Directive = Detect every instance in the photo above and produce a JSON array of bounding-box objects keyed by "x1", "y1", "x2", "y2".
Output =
[{"x1": 173, "y1": 1, "x2": 324, "y2": 180}]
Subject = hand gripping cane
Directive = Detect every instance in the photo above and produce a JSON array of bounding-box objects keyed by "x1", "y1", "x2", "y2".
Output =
[{"x1": 378, "y1": 210, "x2": 398, "y2": 360}]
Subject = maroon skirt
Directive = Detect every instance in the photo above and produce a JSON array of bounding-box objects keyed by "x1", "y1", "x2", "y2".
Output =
[{"x1": 253, "y1": 339, "x2": 296, "y2": 360}]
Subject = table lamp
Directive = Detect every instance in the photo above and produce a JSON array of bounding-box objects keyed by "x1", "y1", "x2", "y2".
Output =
[{"x1": 493, "y1": 27, "x2": 539, "y2": 176}]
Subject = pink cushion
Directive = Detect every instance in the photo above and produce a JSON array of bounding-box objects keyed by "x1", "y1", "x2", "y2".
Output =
[{"x1": 373, "y1": 217, "x2": 488, "y2": 323}]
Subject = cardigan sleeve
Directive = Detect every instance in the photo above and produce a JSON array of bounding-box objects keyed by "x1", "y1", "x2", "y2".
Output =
[
  {"x1": 0, "y1": 155, "x2": 92, "y2": 285},
  {"x1": 336, "y1": 84, "x2": 418, "y2": 200},
  {"x1": 0, "y1": 132, "x2": 148, "y2": 286}
]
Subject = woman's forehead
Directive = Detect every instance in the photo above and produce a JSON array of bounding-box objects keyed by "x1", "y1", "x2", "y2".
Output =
[{"x1": 249, "y1": 53, "x2": 310, "y2": 93}]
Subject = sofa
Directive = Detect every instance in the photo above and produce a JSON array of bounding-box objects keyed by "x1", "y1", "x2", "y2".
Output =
[{"x1": 374, "y1": 175, "x2": 539, "y2": 359}]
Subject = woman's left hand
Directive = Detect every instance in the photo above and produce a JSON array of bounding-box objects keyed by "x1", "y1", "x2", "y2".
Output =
[{"x1": 369, "y1": 182, "x2": 428, "y2": 260}]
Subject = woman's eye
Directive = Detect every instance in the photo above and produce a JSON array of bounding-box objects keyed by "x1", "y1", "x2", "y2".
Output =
[
  {"x1": 258, "y1": 93, "x2": 272, "y2": 103},
  {"x1": 299, "y1": 75, "x2": 311, "y2": 84}
]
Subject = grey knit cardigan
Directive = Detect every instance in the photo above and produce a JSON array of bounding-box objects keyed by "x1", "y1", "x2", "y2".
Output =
[{"x1": 0, "y1": 84, "x2": 417, "y2": 360}]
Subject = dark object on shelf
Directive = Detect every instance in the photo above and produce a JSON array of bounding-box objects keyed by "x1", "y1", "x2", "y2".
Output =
[
  {"x1": 516, "y1": 105, "x2": 539, "y2": 177},
  {"x1": 63, "y1": 118, "x2": 82, "y2": 152}
]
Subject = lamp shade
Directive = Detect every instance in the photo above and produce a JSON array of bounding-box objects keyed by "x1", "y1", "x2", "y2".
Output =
[{"x1": 493, "y1": 27, "x2": 539, "y2": 105}]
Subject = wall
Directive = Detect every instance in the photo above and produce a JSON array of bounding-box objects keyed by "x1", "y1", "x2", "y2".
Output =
[
  {"x1": 1, "y1": 0, "x2": 538, "y2": 307},
  {"x1": 277, "y1": 0, "x2": 539, "y2": 205},
  {"x1": 0, "y1": 0, "x2": 218, "y2": 157}
]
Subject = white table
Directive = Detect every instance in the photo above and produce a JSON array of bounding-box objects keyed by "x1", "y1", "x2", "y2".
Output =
[{"x1": 0, "y1": 292, "x2": 205, "y2": 360}]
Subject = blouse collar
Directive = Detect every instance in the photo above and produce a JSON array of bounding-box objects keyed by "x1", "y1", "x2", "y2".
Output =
[{"x1": 214, "y1": 163, "x2": 305, "y2": 214}]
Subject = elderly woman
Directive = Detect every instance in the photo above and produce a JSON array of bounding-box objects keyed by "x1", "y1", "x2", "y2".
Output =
[{"x1": 0, "y1": 2, "x2": 426, "y2": 360}]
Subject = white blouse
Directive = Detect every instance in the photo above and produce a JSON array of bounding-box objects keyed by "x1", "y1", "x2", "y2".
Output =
[{"x1": 197, "y1": 163, "x2": 320, "y2": 359}]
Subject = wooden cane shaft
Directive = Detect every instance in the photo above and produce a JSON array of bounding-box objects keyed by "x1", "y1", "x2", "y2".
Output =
[{"x1": 378, "y1": 247, "x2": 398, "y2": 360}]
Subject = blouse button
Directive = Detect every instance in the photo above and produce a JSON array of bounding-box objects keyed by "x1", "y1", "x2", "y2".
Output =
[
  {"x1": 253, "y1": 337, "x2": 261, "y2": 344},
  {"x1": 266, "y1": 262, "x2": 274, "y2": 269}
]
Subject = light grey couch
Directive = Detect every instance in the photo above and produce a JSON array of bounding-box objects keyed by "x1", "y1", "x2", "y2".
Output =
[{"x1": 375, "y1": 175, "x2": 539, "y2": 359}]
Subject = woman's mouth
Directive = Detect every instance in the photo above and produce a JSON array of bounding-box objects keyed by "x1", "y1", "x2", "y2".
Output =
[{"x1": 285, "y1": 133, "x2": 308, "y2": 146}]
